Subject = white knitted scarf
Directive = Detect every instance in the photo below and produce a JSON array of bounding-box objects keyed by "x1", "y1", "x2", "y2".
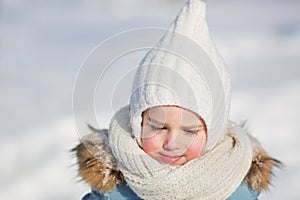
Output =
[{"x1": 109, "y1": 106, "x2": 253, "y2": 200}]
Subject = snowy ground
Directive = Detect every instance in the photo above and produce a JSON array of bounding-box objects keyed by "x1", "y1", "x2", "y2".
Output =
[{"x1": 1, "y1": 0, "x2": 300, "y2": 199}]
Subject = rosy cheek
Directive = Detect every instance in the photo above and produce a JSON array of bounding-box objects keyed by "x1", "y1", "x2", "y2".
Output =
[
  {"x1": 186, "y1": 137, "x2": 206, "y2": 160},
  {"x1": 141, "y1": 138, "x2": 161, "y2": 154}
]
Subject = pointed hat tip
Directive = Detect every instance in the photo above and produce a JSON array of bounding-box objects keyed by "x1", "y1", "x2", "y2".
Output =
[{"x1": 186, "y1": 0, "x2": 207, "y2": 17}]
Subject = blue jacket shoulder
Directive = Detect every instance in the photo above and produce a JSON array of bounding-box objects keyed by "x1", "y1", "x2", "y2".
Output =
[
  {"x1": 228, "y1": 183, "x2": 259, "y2": 200},
  {"x1": 82, "y1": 184, "x2": 141, "y2": 200}
]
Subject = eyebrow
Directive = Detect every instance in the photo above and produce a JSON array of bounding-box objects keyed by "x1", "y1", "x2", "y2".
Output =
[
  {"x1": 147, "y1": 116, "x2": 203, "y2": 129},
  {"x1": 147, "y1": 116, "x2": 165, "y2": 125},
  {"x1": 181, "y1": 125, "x2": 204, "y2": 129}
]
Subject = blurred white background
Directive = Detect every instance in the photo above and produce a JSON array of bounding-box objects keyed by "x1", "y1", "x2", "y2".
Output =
[{"x1": 1, "y1": 0, "x2": 299, "y2": 199}]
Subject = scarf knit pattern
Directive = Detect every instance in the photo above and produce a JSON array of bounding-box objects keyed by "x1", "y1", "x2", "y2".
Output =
[{"x1": 109, "y1": 106, "x2": 253, "y2": 200}]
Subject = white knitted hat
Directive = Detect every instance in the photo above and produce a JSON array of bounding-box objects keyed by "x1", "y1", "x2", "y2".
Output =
[{"x1": 130, "y1": 0, "x2": 231, "y2": 152}]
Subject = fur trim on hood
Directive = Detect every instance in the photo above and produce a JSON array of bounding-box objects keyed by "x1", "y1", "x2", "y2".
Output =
[{"x1": 72, "y1": 125, "x2": 281, "y2": 194}]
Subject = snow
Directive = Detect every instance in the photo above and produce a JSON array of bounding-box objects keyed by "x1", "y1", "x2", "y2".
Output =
[{"x1": 1, "y1": 0, "x2": 299, "y2": 199}]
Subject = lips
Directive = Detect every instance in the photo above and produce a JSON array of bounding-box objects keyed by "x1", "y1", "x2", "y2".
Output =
[{"x1": 159, "y1": 153, "x2": 182, "y2": 164}]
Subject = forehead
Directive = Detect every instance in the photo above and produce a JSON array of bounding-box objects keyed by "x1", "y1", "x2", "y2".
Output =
[{"x1": 143, "y1": 106, "x2": 201, "y2": 126}]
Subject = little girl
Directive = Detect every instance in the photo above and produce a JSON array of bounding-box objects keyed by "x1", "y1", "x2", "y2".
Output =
[{"x1": 73, "y1": 0, "x2": 280, "y2": 199}]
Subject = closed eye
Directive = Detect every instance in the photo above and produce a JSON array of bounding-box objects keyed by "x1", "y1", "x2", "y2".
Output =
[
  {"x1": 150, "y1": 125, "x2": 166, "y2": 131},
  {"x1": 183, "y1": 130, "x2": 199, "y2": 135}
]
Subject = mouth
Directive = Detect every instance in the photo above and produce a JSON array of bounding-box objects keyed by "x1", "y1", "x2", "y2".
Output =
[{"x1": 159, "y1": 153, "x2": 182, "y2": 164}]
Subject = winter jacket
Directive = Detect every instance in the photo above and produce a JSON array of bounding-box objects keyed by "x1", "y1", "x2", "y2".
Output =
[
  {"x1": 73, "y1": 127, "x2": 280, "y2": 200},
  {"x1": 82, "y1": 182, "x2": 259, "y2": 200}
]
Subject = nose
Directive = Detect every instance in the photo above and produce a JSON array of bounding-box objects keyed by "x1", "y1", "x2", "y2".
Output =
[{"x1": 163, "y1": 129, "x2": 181, "y2": 151}]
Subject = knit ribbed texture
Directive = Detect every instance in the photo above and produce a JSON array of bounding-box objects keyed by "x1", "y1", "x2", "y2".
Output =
[
  {"x1": 109, "y1": 106, "x2": 253, "y2": 200},
  {"x1": 129, "y1": 0, "x2": 231, "y2": 152}
]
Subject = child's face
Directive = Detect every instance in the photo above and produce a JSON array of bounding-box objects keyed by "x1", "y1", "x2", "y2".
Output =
[{"x1": 141, "y1": 106, "x2": 207, "y2": 166}]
